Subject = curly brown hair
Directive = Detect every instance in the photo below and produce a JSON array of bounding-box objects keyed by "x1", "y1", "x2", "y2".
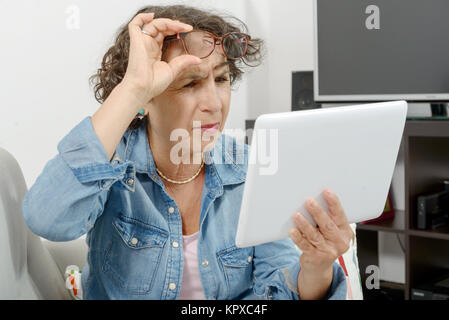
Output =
[{"x1": 89, "y1": 5, "x2": 264, "y2": 131}]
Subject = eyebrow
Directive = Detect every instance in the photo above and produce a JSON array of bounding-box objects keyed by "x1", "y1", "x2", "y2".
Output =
[
  {"x1": 215, "y1": 61, "x2": 232, "y2": 71},
  {"x1": 181, "y1": 61, "x2": 231, "y2": 80}
]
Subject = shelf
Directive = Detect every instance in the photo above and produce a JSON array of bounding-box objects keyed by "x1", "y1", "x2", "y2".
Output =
[
  {"x1": 363, "y1": 281, "x2": 405, "y2": 300},
  {"x1": 380, "y1": 280, "x2": 405, "y2": 291},
  {"x1": 356, "y1": 210, "x2": 405, "y2": 233},
  {"x1": 409, "y1": 225, "x2": 449, "y2": 241},
  {"x1": 355, "y1": 119, "x2": 449, "y2": 299},
  {"x1": 405, "y1": 121, "x2": 449, "y2": 137},
  {"x1": 407, "y1": 116, "x2": 449, "y2": 121}
]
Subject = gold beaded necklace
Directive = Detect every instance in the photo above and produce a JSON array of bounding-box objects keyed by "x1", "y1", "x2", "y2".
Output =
[{"x1": 156, "y1": 161, "x2": 205, "y2": 185}]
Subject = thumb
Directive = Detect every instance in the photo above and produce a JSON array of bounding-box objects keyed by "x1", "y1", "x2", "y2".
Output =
[{"x1": 168, "y1": 55, "x2": 202, "y2": 79}]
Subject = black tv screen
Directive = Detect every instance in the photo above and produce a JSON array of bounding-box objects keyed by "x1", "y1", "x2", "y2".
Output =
[{"x1": 314, "y1": 0, "x2": 449, "y2": 102}]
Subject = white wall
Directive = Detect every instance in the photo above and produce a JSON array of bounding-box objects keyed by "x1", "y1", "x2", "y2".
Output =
[
  {"x1": 245, "y1": 0, "x2": 315, "y2": 118},
  {"x1": 0, "y1": 0, "x2": 247, "y2": 189}
]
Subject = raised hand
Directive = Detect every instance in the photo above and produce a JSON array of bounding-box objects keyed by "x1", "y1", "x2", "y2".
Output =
[{"x1": 123, "y1": 12, "x2": 202, "y2": 104}]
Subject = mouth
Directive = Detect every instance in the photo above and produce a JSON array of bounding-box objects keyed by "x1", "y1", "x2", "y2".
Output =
[{"x1": 201, "y1": 123, "x2": 220, "y2": 131}]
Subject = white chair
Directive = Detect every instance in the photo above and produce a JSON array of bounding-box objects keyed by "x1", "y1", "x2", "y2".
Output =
[{"x1": 0, "y1": 147, "x2": 87, "y2": 299}]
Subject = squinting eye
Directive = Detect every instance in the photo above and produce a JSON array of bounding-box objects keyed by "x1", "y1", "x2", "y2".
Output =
[
  {"x1": 216, "y1": 77, "x2": 229, "y2": 83},
  {"x1": 183, "y1": 81, "x2": 196, "y2": 88}
]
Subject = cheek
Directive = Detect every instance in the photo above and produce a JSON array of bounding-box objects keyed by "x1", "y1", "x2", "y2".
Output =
[
  {"x1": 216, "y1": 78, "x2": 230, "y2": 96},
  {"x1": 220, "y1": 87, "x2": 231, "y2": 114},
  {"x1": 150, "y1": 95, "x2": 195, "y2": 130}
]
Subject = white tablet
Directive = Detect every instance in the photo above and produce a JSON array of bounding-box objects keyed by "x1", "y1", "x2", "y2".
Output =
[{"x1": 235, "y1": 101, "x2": 408, "y2": 248}]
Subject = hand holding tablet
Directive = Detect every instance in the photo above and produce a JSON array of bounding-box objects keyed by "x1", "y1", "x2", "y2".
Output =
[
  {"x1": 289, "y1": 189, "x2": 354, "y2": 274},
  {"x1": 236, "y1": 101, "x2": 407, "y2": 248}
]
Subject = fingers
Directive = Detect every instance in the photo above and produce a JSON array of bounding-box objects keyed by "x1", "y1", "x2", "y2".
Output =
[
  {"x1": 167, "y1": 54, "x2": 202, "y2": 79},
  {"x1": 323, "y1": 189, "x2": 349, "y2": 228},
  {"x1": 323, "y1": 189, "x2": 354, "y2": 241},
  {"x1": 291, "y1": 192, "x2": 354, "y2": 264},
  {"x1": 292, "y1": 212, "x2": 325, "y2": 248},
  {"x1": 128, "y1": 12, "x2": 155, "y2": 36},
  {"x1": 305, "y1": 198, "x2": 340, "y2": 242},
  {"x1": 141, "y1": 18, "x2": 193, "y2": 44},
  {"x1": 289, "y1": 228, "x2": 314, "y2": 253}
]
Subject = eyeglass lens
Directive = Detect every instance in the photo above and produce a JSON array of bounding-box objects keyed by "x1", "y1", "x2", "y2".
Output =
[
  {"x1": 222, "y1": 33, "x2": 247, "y2": 59},
  {"x1": 182, "y1": 31, "x2": 247, "y2": 60}
]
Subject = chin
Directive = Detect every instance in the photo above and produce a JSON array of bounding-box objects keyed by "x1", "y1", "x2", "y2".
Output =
[{"x1": 201, "y1": 132, "x2": 221, "y2": 153}]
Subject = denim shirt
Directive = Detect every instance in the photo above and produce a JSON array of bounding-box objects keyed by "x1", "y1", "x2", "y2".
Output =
[{"x1": 22, "y1": 116, "x2": 347, "y2": 300}]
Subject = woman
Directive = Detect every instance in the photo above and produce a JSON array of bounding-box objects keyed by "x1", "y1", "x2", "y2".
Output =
[{"x1": 22, "y1": 5, "x2": 353, "y2": 300}]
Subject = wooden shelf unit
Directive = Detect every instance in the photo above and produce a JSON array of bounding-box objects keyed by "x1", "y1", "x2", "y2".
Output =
[{"x1": 357, "y1": 120, "x2": 449, "y2": 300}]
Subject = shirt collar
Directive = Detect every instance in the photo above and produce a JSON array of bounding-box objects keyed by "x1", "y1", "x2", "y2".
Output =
[{"x1": 122, "y1": 123, "x2": 247, "y2": 187}]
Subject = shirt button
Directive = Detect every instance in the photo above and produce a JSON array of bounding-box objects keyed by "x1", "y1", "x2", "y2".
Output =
[
  {"x1": 130, "y1": 238, "x2": 138, "y2": 245},
  {"x1": 126, "y1": 178, "x2": 134, "y2": 186},
  {"x1": 169, "y1": 283, "x2": 176, "y2": 291},
  {"x1": 202, "y1": 260, "x2": 209, "y2": 267},
  {"x1": 168, "y1": 207, "x2": 175, "y2": 214},
  {"x1": 247, "y1": 256, "x2": 253, "y2": 263},
  {"x1": 172, "y1": 241, "x2": 179, "y2": 248}
]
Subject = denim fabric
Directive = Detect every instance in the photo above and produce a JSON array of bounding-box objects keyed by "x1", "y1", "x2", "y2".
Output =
[{"x1": 22, "y1": 116, "x2": 347, "y2": 300}]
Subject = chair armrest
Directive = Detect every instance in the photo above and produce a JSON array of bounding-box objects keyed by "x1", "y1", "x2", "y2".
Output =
[{"x1": 42, "y1": 236, "x2": 88, "y2": 280}]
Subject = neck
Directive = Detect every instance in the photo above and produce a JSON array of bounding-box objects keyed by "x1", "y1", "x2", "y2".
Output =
[{"x1": 148, "y1": 127, "x2": 204, "y2": 183}]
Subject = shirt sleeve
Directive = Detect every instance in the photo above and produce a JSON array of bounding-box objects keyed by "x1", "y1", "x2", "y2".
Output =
[
  {"x1": 22, "y1": 116, "x2": 136, "y2": 242},
  {"x1": 252, "y1": 238, "x2": 347, "y2": 300}
]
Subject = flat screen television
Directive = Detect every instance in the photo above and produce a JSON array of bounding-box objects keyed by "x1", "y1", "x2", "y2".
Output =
[{"x1": 314, "y1": 0, "x2": 449, "y2": 104}]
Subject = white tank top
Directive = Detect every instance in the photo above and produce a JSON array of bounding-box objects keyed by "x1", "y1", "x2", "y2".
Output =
[{"x1": 178, "y1": 232, "x2": 206, "y2": 300}]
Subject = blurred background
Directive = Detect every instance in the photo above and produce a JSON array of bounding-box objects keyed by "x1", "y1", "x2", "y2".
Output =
[{"x1": 2, "y1": 0, "x2": 449, "y2": 300}]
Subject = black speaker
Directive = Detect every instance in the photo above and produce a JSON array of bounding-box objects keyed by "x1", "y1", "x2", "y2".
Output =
[
  {"x1": 245, "y1": 120, "x2": 256, "y2": 145},
  {"x1": 292, "y1": 71, "x2": 322, "y2": 111}
]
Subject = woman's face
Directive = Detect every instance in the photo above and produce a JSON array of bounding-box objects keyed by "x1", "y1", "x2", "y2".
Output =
[{"x1": 147, "y1": 38, "x2": 231, "y2": 160}]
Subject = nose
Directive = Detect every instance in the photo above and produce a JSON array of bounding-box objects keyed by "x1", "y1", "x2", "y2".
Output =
[{"x1": 197, "y1": 78, "x2": 222, "y2": 113}]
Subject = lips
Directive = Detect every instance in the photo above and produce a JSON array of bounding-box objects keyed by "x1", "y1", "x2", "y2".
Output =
[{"x1": 201, "y1": 123, "x2": 220, "y2": 130}]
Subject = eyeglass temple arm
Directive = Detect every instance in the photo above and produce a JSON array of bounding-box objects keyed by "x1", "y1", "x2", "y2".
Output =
[
  {"x1": 163, "y1": 33, "x2": 182, "y2": 42},
  {"x1": 164, "y1": 32, "x2": 250, "y2": 40}
]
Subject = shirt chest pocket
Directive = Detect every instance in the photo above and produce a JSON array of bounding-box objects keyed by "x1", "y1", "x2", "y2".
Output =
[
  {"x1": 217, "y1": 246, "x2": 254, "y2": 299},
  {"x1": 102, "y1": 215, "x2": 168, "y2": 295}
]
